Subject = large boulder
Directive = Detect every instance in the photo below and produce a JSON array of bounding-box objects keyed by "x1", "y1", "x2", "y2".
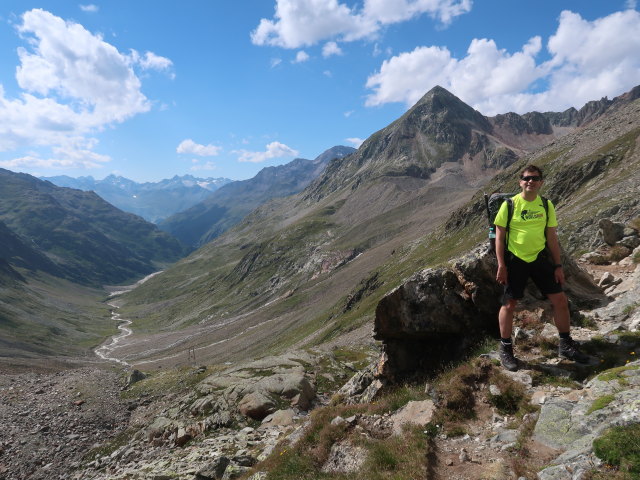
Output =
[
  {"x1": 598, "y1": 218, "x2": 626, "y2": 245},
  {"x1": 374, "y1": 244, "x2": 606, "y2": 380}
]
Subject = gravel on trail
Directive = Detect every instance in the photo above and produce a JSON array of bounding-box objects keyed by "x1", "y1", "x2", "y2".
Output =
[{"x1": 0, "y1": 366, "x2": 131, "y2": 480}]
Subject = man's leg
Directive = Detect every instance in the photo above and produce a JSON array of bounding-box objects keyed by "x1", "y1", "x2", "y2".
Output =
[
  {"x1": 547, "y1": 292, "x2": 570, "y2": 333},
  {"x1": 547, "y1": 292, "x2": 589, "y2": 363},
  {"x1": 499, "y1": 299, "x2": 518, "y2": 338},
  {"x1": 499, "y1": 299, "x2": 519, "y2": 371}
]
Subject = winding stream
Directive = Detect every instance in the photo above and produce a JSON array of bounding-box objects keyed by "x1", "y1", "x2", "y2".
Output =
[{"x1": 94, "y1": 306, "x2": 132, "y2": 366}]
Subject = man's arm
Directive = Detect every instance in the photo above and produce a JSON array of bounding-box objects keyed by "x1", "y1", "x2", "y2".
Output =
[
  {"x1": 546, "y1": 226, "x2": 565, "y2": 284},
  {"x1": 495, "y1": 225, "x2": 508, "y2": 285}
]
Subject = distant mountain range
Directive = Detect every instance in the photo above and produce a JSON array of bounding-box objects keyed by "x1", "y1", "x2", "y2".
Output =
[
  {"x1": 158, "y1": 145, "x2": 356, "y2": 247},
  {"x1": 0, "y1": 169, "x2": 186, "y2": 286},
  {"x1": 40, "y1": 174, "x2": 233, "y2": 223}
]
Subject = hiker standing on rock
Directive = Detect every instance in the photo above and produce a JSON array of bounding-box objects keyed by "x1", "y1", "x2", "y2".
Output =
[{"x1": 494, "y1": 165, "x2": 588, "y2": 371}]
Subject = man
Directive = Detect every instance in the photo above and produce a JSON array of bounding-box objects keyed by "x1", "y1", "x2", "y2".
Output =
[{"x1": 495, "y1": 165, "x2": 588, "y2": 371}]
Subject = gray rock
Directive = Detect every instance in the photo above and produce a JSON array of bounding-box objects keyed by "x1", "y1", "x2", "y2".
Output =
[
  {"x1": 321, "y1": 441, "x2": 367, "y2": 474},
  {"x1": 195, "y1": 456, "x2": 230, "y2": 480},
  {"x1": 533, "y1": 400, "x2": 589, "y2": 450},
  {"x1": 222, "y1": 465, "x2": 251, "y2": 479},
  {"x1": 238, "y1": 391, "x2": 275, "y2": 420},
  {"x1": 126, "y1": 369, "x2": 148, "y2": 387},
  {"x1": 599, "y1": 219, "x2": 626, "y2": 245},
  {"x1": 619, "y1": 235, "x2": 640, "y2": 249},
  {"x1": 389, "y1": 399, "x2": 435, "y2": 435},
  {"x1": 232, "y1": 454, "x2": 257, "y2": 467}
]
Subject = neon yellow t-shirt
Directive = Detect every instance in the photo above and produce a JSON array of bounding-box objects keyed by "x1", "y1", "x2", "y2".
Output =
[{"x1": 494, "y1": 194, "x2": 557, "y2": 263}]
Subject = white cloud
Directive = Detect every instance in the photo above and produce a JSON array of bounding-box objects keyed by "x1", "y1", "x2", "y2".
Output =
[
  {"x1": 345, "y1": 137, "x2": 364, "y2": 148},
  {"x1": 190, "y1": 160, "x2": 217, "y2": 172},
  {"x1": 0, "y1": 142, "x2": 110, "y2": 170},
  {"x1": 79, "y1": 4, "x2": 99, "y2": 13},
  {"x1": 270, "y1": 57, "x2": 283, "y2": 68},
  {"x1": 344, "y1": 110, "x2": 354, "y2": 117},
  {"x1": 365, "y1": 9, "x2": 640, "y2": 115},
  {"x1": 251, "y1": 0, "x2": 471, "y2": 49},
  {"x1": 0, "y1": 9, "x2": 172, "y2": 169},
  {"x1": 323, "y1": 70, "x2": 333, "y2": 77},
  {"x1": 235, "y1": 141, "x2": 299, "y2": 163},
  {"x1": 177, "y1": 139, "x2": 222, "y2": 157},
  {"x1": 294, "y1": 50, "x2": 310, "y2": 63},
  {"x1": 322, "y1": 41, "x2": 343, "y2": 57},
  {"x1": 137, "y1": 51, "x2": 173, "y2": 72}
]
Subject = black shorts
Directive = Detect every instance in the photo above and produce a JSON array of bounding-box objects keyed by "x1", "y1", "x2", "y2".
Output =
[{"x1": 503, "y1": 251, "x2": 563, "y2": 304}]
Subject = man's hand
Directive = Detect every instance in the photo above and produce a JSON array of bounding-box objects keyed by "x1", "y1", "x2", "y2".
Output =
[
  {"x1": 554, "y1": 266, "x2": 565, "y2": 285},
  {"x1": 496, "y1": 265, "x2": 508, "y2": 285}
]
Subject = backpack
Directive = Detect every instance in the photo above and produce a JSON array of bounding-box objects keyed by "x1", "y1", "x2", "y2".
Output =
[{"x1": 483, "y1": 193, "x2": 549, "y2": 255}]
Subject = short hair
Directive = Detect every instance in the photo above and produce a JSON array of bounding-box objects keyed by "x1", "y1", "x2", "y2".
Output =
[{"x1": 521, "y1": 164, "x2": 543, "y2": 178}]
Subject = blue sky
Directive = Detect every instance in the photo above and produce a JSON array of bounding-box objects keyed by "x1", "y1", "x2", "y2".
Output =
[{"x1": 0, "y1": 1, "x2": 638, "y2": 182}]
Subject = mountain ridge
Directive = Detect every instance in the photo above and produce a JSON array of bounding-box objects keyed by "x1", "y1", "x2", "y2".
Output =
[
  {"x1": 41, "y1": 173, "x2": 233, "y2": 224},
  {"x1": 0, "y1": 168, "x2": 186, "y2": 286},
  {"x1": 159, "y1": 145, "x2": 356, "y2": 247}
]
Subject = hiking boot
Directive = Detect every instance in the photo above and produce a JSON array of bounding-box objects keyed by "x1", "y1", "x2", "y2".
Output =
[
  {"x1": 499, "y1": 342, "x2": 518, "y2": 371},
  {"x1": 558, "y1": 337, "x2": 590, "y2": 363}
]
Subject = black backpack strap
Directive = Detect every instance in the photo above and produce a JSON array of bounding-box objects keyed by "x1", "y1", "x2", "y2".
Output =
[{"x1": 504, "y1": 197, "x2": 514, "y2": 251}]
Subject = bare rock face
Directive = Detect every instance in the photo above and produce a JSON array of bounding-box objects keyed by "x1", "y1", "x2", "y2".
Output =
[{"x1": 374, "y1": 244, "x2": 606, "y2": 381}]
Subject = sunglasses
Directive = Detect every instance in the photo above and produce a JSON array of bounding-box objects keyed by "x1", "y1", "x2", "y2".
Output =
[{"x1": 521, "y1": 175, "x2": 542, "y2": 182}]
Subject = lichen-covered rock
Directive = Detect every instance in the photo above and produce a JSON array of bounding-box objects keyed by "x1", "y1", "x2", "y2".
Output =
[
  {"x1": 320, "y1": 441, "x2": 367, "y2": 474},
  {"x1": 535, "y1": 360, "x2": 640, "y2": 478}
]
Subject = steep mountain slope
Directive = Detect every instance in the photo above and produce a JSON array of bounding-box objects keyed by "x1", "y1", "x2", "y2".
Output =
[
  {"x1": 159, "y1": 146, "x2": 355, "y2": 247},
  {"x1": 41, "y1": 174, "x2": 232, "y2": 223},
  {"x1": 0, "y1": 169, "x2": 186, "y2": 286},
  {"x1": 110, "y1": 86, "x2": 639, "y2": 369}
]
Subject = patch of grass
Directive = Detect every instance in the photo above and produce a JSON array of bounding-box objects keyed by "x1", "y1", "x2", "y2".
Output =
[
  {"x1": 368, "y1": 383, "x2": 429, "y2": 415},
  {"x1": 431, "y1": 357, "x2": 496, "y2": 428},
  {"x1": 120, "y1": 364, "x2": 216, "y2": 400},
  {"x1": 597, "y1": 365, "x2": 640, "y2": 385},
  {"x1": 366, "y1": 442, "x2": 399, "y2": 471},
  {"x1": 531, "y1": 371, "x2": 581, "y2": 389},
  {"x1": 587, "y1": 394, "x2": 616, "y2": 415},
  {"x1": 251, "y1": 382, "x2": 433, "y2": 480},
  {"x1": 593, "y1": 423, "x2": 640, "y2": 477},
  {"x1": 331, "y1": 346, "x2": 375, "y2": 370},
  {"x1": 362, "y1": 425, "x2": 429, "y2": 479},
  {"x1": 487, "y1": 371, "x2": 533, "y2": 416},
  {"x1": 623, "y1": 303, "x2": 640, "y2": 316},
  {"x1": 83, "y1": 427, "x2": 139, "y2": 463}
]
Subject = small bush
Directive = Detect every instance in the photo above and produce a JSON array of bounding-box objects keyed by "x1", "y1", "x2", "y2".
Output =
[
  {"x1": 593, "y1": 423, "x2": 640, "y2": 477},
  {"x1": 609, "y1": 245, "x2": 632, "y2": 262},
  {"x1": 487, "y1": 372, "x2": 530, "y2": 415}
]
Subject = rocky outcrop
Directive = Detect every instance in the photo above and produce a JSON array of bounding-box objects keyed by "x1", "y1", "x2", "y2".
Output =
[
  {"x1": 535, "y1": 359, "x2": 640, "y2": 479},
  {"x1": 374, "y1": 244, "x2": 606, "y2": 381}
]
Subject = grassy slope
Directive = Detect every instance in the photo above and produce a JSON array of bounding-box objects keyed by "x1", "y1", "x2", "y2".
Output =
[{"x1": 0, "y1": 270, "x2": 114, "y2": 367}]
